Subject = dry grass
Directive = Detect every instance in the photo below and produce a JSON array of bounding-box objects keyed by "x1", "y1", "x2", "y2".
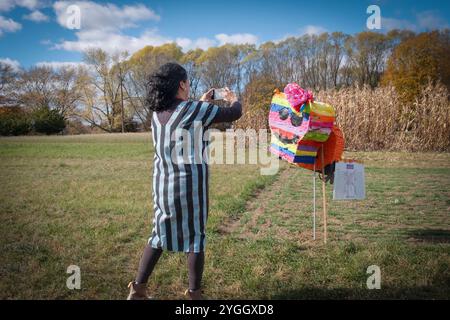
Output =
[{"x1": 317, "y1": 83, "x2": 450, "y2": 152}]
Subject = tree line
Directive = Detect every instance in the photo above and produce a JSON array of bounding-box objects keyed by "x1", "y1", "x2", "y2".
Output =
[{"x1": 0, "y1": 29, "x2": 449, "y2": 136}]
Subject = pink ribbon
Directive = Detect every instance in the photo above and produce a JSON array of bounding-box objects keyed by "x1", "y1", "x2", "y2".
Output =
[{"x1": 284, "y1": 83, "x2": 314, "y2": 112}]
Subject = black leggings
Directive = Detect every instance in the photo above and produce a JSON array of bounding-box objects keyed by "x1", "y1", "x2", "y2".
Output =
[{"x1": 135, "y1": 244, "x2": 204, "y2": 291}]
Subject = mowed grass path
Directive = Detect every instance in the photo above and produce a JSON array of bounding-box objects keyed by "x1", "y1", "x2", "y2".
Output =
[{"x1": 0, "y1": 133, "x2": 449, "y2": 299}]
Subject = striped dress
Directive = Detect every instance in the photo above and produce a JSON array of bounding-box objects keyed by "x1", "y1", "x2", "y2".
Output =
[{"x1": 149, "y1": 100, "x2": 219, "y2": 253}]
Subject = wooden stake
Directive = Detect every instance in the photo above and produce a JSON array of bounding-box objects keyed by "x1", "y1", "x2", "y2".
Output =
[
  {"x1": 321, "y1": 147, "x2": 327, "y2": 244},
  {"x1": 313, "y1": 162, "x2": 316, "y2": 240}
]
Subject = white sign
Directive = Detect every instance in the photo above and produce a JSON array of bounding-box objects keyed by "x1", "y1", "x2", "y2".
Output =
[{"x1": 333, "y1": 162, "x2": 365, "y2": 200}]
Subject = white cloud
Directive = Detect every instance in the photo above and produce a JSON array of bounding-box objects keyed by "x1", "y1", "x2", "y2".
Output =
[
  {"x1": 175, "y1": 37, "x2": 216, "y2": 51},
  {"x1": 0, "y1": 15, "x2": 21, "y2": 36},
  {"x1": 53, "y1": 1, "x2": 160, "y2": 31},
  {"x1": 300, "y1": 25, "x2": 328, "y2": 36},
  {"x1": 274, "y1": 25, "x2": 328, "y2": 43},
  {"x1": 51, "y1": 1, "x2": 258, "y2": 54},
  {"x1": 381, "y1": 17, "x2": 417, "y2": 31},
  {"x1": 174, "y1": 38, "x2": 192, "y2": 50},
  {"x1": 54, "y1": 31, "x2": 260, "y2": 55},
  {"x1": 195, "y1": 38, "x2": 217, "y2": 50},
  {"x1": 35, "y1": 61, "x2": 86, "y2": 69},
  {"x1": 52, "y1": 1, "x2": 166, "y2": 55},
  {"x1": 0, "y1": 1, "x2": 15, "y2": 11},
  {"x1": 180, "y1": 33, "x2": 258, "y2": 51},
  {"x1": 53, "y1": 28, "x2": 171, "y2": 54},
  {"x1": 24, "y1": 10, "x2": 49, "y2": 22},
  {"x1": 382, "y1": 11, "x2": 448, "y2": 32},
  {"x1": 215, "y1": 33, "x2": 258, "y2": 46},
  {"x1": 417, "y1": 11, "x2": 449, "y2": 30},
  {"x1": 0, "y1": 57, "x2": 21, "y2": 70},
  {"x1": 0, "y1": 0, "x2": 41, "y2": 12}
]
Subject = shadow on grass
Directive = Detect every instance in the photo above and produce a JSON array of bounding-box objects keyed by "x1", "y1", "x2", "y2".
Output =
[
  {"x1": 270, "y1": 286, "x2": 450, "y2": 299},
  {"x1": 406, "y1": 229, "x2": 450, "y2": 243}
]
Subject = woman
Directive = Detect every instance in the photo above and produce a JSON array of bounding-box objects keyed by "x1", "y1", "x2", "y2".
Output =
[{"x1": 127, "y1": 63, "x2": 242, "y2": 300}]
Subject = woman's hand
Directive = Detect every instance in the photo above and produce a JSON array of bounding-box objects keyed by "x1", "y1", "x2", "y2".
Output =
[
  {"x1": 200, "y1": 88, "x2": 214, "y2": 102},
  {"x1": 223, "y1": 87, "x2": 238, "y2": 103}
]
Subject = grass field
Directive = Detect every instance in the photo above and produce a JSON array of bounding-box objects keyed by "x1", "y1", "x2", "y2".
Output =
[{"x1": 0, "y1": 133, "x2": 449, "y2": 299}]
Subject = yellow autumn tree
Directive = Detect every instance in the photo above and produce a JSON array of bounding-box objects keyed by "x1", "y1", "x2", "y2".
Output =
[
  {"x1": 382, "y1": 30, "x2": 450, "y2": 103},
  {"x1": 236, "y1": 75, "x2": 281, "y2": 130}
]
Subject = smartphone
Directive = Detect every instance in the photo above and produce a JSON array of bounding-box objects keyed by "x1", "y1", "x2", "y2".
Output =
[{"x1": 211, "y1": 88, "x2": 227, "y2": 100}]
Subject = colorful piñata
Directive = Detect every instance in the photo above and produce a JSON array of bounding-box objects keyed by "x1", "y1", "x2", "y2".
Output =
[{"x1": 269, "y1": 84, "x2": 337, "y2": 166}]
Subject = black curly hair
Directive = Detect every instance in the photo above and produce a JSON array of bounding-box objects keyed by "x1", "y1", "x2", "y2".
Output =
[{"x1": 146, "y1": 62, "x2": 188, "y2": 112}]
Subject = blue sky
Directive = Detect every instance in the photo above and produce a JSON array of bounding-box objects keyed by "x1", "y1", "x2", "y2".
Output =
[{"x1": 0, "y1": 0, "x2": 449, "y2": 69}]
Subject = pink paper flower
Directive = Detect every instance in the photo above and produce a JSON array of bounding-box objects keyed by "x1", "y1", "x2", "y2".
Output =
[{"x1": 284, "y1": 83, "x2": 314, "y2": 112}]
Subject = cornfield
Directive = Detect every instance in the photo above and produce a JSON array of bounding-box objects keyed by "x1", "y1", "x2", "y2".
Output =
[{"x1": 236, "y1": 83, "x2": 450, "y2": 152}]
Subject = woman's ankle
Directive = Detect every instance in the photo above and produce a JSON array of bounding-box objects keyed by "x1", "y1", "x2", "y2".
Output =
[{"x1": 185, "y1": 288, "x2": 203, "y2": 300}]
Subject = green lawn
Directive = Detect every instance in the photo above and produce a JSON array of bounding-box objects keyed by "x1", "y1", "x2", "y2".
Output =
[{"x1": 0, "y1": 133, "x2": 449, "y2": 299}]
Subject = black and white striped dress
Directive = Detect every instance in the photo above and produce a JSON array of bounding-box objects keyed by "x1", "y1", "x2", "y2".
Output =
[{"x1": 149, "y1": 101, "x2": 219, "y2": 253}]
